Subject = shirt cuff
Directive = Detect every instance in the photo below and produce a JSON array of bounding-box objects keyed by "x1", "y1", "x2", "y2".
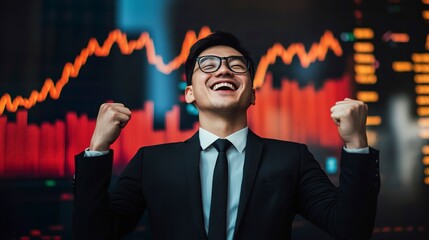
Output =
[
  {"x1": 343, "y1": 146, "x2": 370, "y2": 154},
  {"x1": 83, "y1": 147, "x2": 110, "y2": 157}
]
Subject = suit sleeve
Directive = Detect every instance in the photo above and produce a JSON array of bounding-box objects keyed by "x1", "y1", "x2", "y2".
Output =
[
  {"x1": 73, "y1": 148, "x2": 146, "y2": 240},
  {"x1": 297, "y1": 145, "x2": 380, "y2": 240}
]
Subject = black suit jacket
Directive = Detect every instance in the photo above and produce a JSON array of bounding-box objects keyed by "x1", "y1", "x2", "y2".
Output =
[{"x1": 73, "y1": 130, "x2": 380, "y2": 240}]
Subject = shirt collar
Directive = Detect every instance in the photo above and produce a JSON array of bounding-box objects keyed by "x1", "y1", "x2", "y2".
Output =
[{"x1": 199, "y1": 127, "x2": 248, "y2": 153}]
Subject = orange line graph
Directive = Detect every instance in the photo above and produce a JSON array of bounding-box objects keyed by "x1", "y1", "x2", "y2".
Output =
[
  {"x1": 0, "y1": 27, "x2": 343, "y2": 115},
  {"x1": 253, "y1": 31, "x2": 343, "y2": 87},
  {"x1": 0, "y1": 27, "x2": 212, "y2": 115}
]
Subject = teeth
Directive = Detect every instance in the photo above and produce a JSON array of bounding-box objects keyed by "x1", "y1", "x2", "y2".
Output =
[{"x1": 212, "y1": 82, "x2": 236, "y2": 91}]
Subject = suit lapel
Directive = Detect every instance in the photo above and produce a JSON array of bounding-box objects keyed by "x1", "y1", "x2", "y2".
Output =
[
  {"x1": 182, "y1": 131, "x2": 207, "y2": 239},
  {"x1": 234, "y1": 130, "x2": 264, "y2": 236}
]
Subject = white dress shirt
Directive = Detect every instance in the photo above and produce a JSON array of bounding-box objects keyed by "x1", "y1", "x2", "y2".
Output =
[{"x1": 198, "y1": 127, "x2": 247, "y2": 240}]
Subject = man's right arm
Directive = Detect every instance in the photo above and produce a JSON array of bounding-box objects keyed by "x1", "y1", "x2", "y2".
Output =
[
  {"x1": 73, "y1": 148, "x2": 146, "y2": 239},
  {"x1": 73, "y1": 103, "x2": 141, "y2": 239}
]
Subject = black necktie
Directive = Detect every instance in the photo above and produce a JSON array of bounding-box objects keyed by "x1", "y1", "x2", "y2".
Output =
[{"x1": 208, "y1": 139, "x2": 232, "y2": 240}]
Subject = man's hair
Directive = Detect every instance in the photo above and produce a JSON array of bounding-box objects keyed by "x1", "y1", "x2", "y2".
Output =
[{"x1": 184, "y1": 31, "x2": 255, "y2": 86}]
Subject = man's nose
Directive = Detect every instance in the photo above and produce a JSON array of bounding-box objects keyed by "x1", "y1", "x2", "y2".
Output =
[{"x1": 215, "y1": 59, "x2": 234, "y2": 76}]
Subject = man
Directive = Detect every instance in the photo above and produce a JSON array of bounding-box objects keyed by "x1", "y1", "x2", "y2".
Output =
[{"x1": 73, "y1": 31, "x2": 380, "y2": 240}]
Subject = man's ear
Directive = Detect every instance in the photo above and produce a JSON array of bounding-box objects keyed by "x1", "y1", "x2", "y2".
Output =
[
  {"x1": 185, "y1": 85, "x2": 195, "y2": 104},
  {"x1": 250, "y1": 88, "x2": 256, "y2": 105}
]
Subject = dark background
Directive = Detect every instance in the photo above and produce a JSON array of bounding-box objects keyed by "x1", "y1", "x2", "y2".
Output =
[{"x1": 0, "y1": 0, "x2": 428, "y2": 239}]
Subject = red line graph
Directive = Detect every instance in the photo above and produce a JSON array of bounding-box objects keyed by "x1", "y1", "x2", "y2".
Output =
[{"x1": 0, "y1": 27, "x2": 343, "y2": 115}]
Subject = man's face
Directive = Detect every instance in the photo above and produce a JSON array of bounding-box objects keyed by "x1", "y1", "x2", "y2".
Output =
[{"x1": 185, "y1": 45, "x2": 255, "y2": 115}]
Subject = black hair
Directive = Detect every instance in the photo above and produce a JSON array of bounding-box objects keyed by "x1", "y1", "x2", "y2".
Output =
[{"x1": 184, "y1": 31, "x2": 255, "y2": 85}]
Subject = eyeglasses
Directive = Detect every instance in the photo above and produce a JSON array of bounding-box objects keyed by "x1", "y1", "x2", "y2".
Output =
[{"x1": 195, "y1": 55, "x2": 250, "y2": 74}]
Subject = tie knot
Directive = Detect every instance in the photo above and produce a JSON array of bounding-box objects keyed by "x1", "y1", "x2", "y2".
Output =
[{"x1": 212, "y1": 139, "x2": 232, "y2": 153}]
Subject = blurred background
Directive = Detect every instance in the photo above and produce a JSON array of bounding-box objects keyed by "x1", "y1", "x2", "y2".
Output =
[{"x1": 0, "y1": 0, "x2": 428, "y2": 239}]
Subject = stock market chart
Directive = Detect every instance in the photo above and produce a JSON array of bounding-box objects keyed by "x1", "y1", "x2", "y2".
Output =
[{"x1": 0, "y1": 0, "x2": 428, "y2": 239}]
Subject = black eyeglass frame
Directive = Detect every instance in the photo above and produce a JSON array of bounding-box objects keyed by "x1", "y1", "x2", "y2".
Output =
[{"x1": 195, "y1": 55, "x2": 250, "y2": 74}]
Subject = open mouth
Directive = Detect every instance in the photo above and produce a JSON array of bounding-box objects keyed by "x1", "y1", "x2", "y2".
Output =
[{"x1": 210, "y1": 82, "x2": 237, "y2": 91}]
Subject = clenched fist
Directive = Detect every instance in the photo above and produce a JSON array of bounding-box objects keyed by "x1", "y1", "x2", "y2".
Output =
[
  {"x1": 89, "y1": 103, "x2": 132, "y2": 151},
  {"x1": 330, "y1": 98, "x2": 368, "y2": 149}
]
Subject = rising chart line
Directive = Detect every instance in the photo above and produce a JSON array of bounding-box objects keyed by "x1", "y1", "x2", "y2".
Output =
[
  {"x1": 0, "y1": 27, "x2": 343, "y2": 115},
  {"x1": 253, "y1": 31, "x2": 343, "y2": 87}
]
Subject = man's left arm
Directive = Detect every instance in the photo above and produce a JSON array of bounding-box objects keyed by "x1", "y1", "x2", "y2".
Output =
[
  {"x1": 331, "y1": 98, "x2": 380, "y2": 238},
  {"x1": 298, "y1": 99, "x2": 380, "y2": 239},
  {"x1": 339, "y1": 145, "x2": 380, "y2": 237},
  {"x1": 297, "y1": 143, "x2": 380, "y2": 240}
]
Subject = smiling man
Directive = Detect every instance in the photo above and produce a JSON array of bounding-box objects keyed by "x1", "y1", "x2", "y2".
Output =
[{"x1": 73, "y1": 31, "x2": 380, "y2": 240}]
